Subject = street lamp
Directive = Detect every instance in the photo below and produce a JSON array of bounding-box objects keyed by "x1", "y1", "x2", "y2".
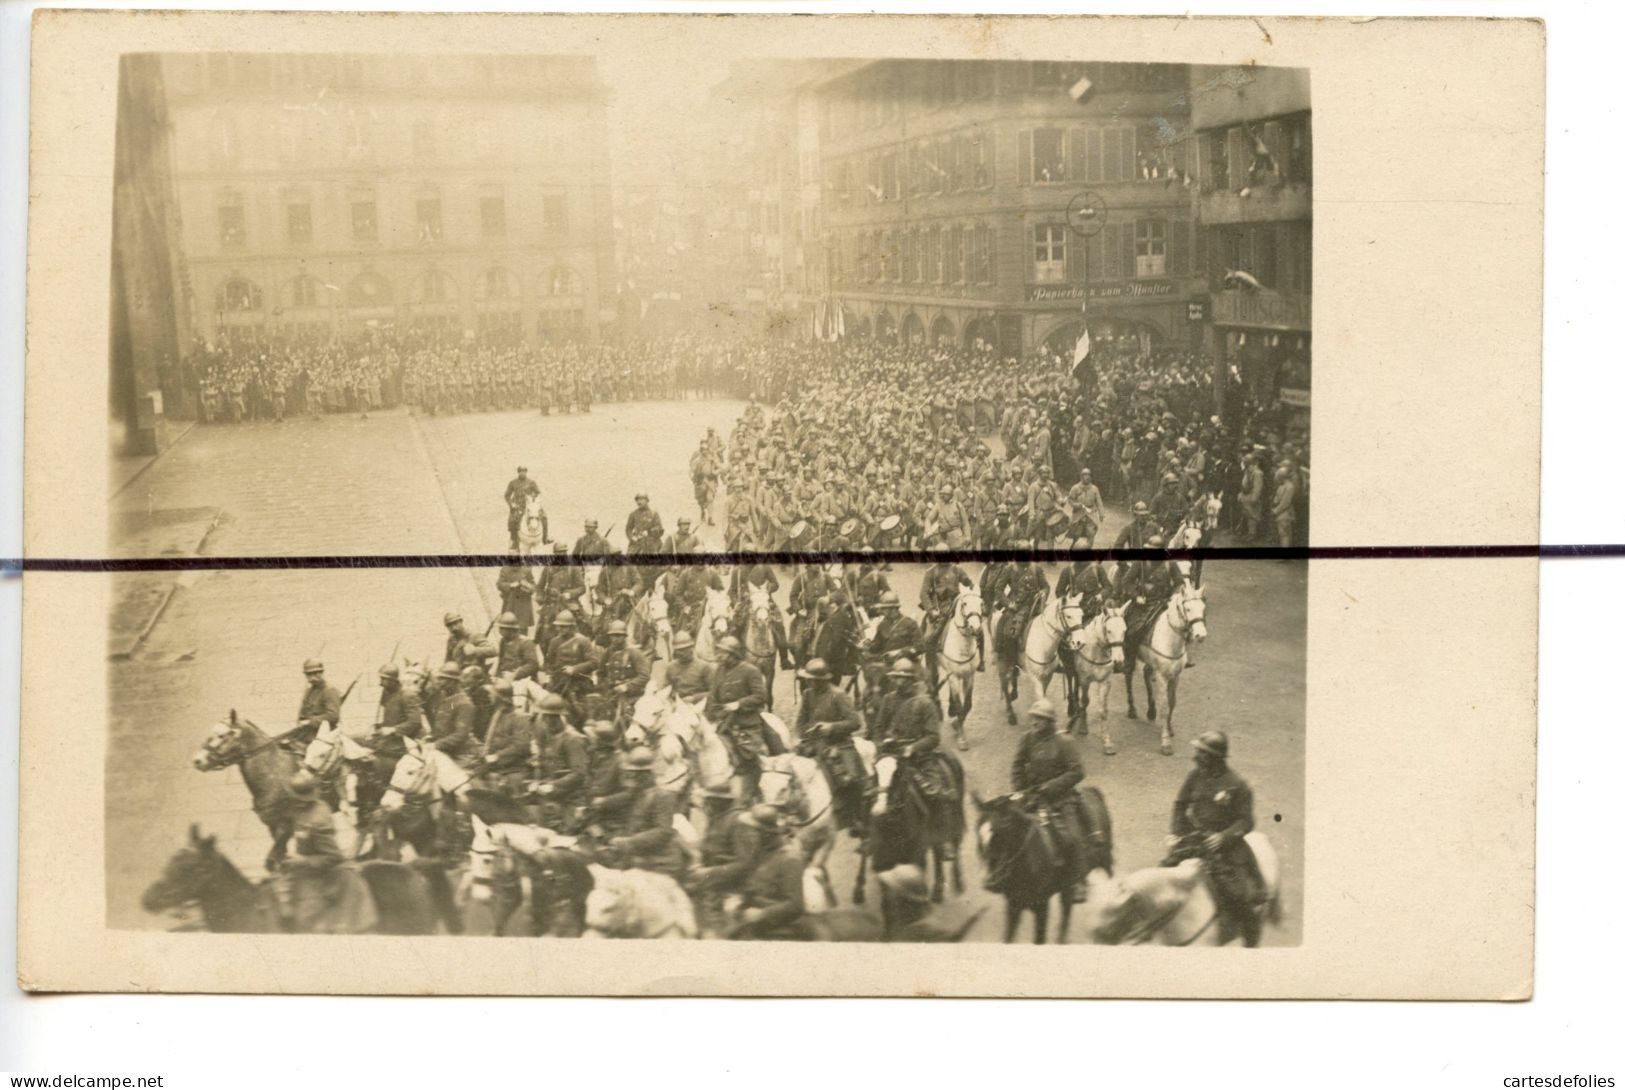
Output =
[{"x1": 1066, "y1": 190, "x2": 1107, "y2": 365}]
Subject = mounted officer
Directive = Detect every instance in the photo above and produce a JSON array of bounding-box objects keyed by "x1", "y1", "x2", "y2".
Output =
[
  {"x1": 1114, "y1": 534, "x2": 1187, "y2": 670},
  {"x1": 689, "y1": 783, "x2": 768, "y2": 936},
  {"x1": 597, "y1": 619, "x2": 652, "y2": 726},
  {"x1": 475, "y1": 680, "x2": 534, "y2": 792},
  {"x1": 661, "y1": 630, "x2": 715, "y2": 703},
  {"x1": 288, "y1": 658, "x2": 343, "y2": 751},
  {"x1": 918, "y1": 553, "x2": 974, "y2": 698},
  {"x1": 572, "y1": 519, "x2": 610, "y2": 558},
  {"x1": 443, "y1": 611, "x2": 497, "y2": 673},
  {"x1": 794, "y1": 658, "x2": 869, "y2": 831},
  {"x1": 1165, "y1": 730, "x2": 1264, "y2": 947},
  {"x1": 731, "y1": 562, "x2": 793, "y2": 670},
  {"x1": 542, "y1": 610, "x2": 600, "y2": 726},
  {"x1": 527, "y1": 692, "x2": 588, "y2": 830},
  {"x1": 705, "y1": 635, "x2": 781, "y2": 802},
  {"x1": 1113, "y1": 501, "x2": 1160, "y2": 550},
  {"x1": 1011, "y1": 698, "x2": 1093, "y2": 903},
  {"x1": 494, "y1": 611, "x2": 540, "y2": 683}
]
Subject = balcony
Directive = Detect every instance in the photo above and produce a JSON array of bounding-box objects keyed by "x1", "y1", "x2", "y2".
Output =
[{"x1": 1199, "y1": 181, "x2": 1311, "y2": 224}]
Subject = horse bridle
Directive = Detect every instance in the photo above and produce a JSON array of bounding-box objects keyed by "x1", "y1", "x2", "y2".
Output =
[
  {"x1": 1076, "y1": 613, "x2": 1124, "y2": 669},
  {"x1": 938, "y1": 600, "x2": 983, "y2": 670},
  {"x1": 199, "y1": 723, "x2": 283, "y2": 770},
  {"x1": 760, "y1": 767, "x2": 831, "y2": 828}
]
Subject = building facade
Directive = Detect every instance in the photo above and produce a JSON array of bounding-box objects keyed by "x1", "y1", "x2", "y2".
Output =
[
  {"x1": 160, "y1": 53, "x2": 616, "y2": 346},
  {"x1": 813, "y1": 60, "x2": 1203, "y2": 359},
  {"x1": 1190, "y1": 65, "x2": 1312, "y2": 431}
]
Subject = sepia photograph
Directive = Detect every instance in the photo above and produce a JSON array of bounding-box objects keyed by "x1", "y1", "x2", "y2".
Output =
[{"x1": 106, "y1": 51, "x2": 1309, "y2": 948}]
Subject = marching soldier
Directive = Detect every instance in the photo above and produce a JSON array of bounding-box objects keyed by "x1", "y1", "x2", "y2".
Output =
[
  {"x1": 1113, "y1": 501, "x2": 1159, "y2": 551},
  {"x1": 1166, "y1": 730, "x2": 1264, "y2": 947},
  {"x1": 496, "y1": 552, "x2": 536, "y2": 632}
]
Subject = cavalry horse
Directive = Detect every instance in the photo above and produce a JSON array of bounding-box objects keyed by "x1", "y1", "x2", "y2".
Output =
[
  {"x1": 855, "y1": 753, "x2": 966, "y2": 912},
  {"x1": 693, "y1": 584, "x2": 733, "y2": 667},
  {"x1": 629, "y1": 574, "x2": 675, "y2": 662},
  {"x1": 1081, "y1": 832, "x2": 1280, "y2": 946},
  {"x1": 736, "y1": 584, "x2": 780, "y2": 709},
  {"x1": 1010, "y1": 594, "x2": 1090, "y2": 732},
  {"x1": 624, "y1": 685, "x2": 699, "y2": 806},
  {"x1": 516, "y1": 494, "x2": 548, "y2": 558},
  {"x1": 143, "y1": 823, "x2": 460, "y2": 934},
  {"x1": 804, "y1": 598, "x2": 865, "y2": 699},
  {"x1": 973, "y1": 788, "x2": 1114, "y2": 944},
  {"x1": 1124, "y1": 581, "x2": 1209, "y2": 755},
  {"x1": 191, "y1": 710, "x2": 302, "y2": 871},
  {"x1": 371, "y1": 736, "x2": 475, "y2": 860},
  {"x1": 1073, "y1": 606, "x2": 1128, "y2": 753},
  {"x1": 935, "y1": 588, "x2": 984, "y2": 751}
]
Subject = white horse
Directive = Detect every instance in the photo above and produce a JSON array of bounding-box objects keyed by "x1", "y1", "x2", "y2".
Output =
[
  {"x1": 694, "y1": 584, "x2": 733, "y2": 667},
  {"x1": 1073, "y1": 606, "x2": 1128, "y2": 754},
  {"x1": 584, "y1": 864, "x2": 699, "y2": 939},
  {"x1": 630, "y1": 575, "x2": 675, "y2": 662},
  {"x1": 1124, "y1": 582, "x2": 1209, "y2": 755},
  {"x1": 739, "y1": 584, "x2": 780, "y2": 708},
  {"x1": 936, "y1": 588, "x2": 984, "y2": 750},
  {"x1": 1018, "y1": 594, "x2": 1089, "y2": 729},
  {"x1": 623, "y1": 686, "x2": 698, "y2": 803},
  {"x1": 1080, "y1": 832, "x2": 1280, "y2": 946},
  {"x1": 578, "y1": 562, "x2": 605, "y2": 629},
  {"x1": 758, "y1": 752, "x2": 844, "y2": 903},
  {"x1": 516, "y1": 494, "x2": 548, "y2": 558}
]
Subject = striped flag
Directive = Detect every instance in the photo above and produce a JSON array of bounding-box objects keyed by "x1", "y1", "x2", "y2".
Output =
[{"x1": 1071, "y1": 299, "x2": 1094, "y2": 384}]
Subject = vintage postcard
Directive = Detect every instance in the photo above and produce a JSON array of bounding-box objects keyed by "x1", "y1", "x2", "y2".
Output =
[{"x1": 19, "y1": 12, "x2": 1539, "y2": 996}]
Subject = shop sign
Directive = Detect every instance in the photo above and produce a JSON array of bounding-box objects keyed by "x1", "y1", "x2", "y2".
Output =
[
  {"x1": 1026, "y1": 279, "x2": 1178, "y2": 304},
  {"x1": 1212, "y1": 289, "x2": 1311, "y2": 330}
]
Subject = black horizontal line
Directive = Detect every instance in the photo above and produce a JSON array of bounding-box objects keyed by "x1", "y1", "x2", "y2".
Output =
[{"x1": 1, "y1": 544, "x2": 1617, "y2": 575}]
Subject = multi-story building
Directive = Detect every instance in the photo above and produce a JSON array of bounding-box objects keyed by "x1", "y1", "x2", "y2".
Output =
[
  {"x1": 813, "y1": 60, "x2": 1202, "y2": 359},
  {"x1": 159, "y1": 53, "x2": 616, "y2": 346},
  {"x1": 1190, "y1": 65, "x2": 1312, "y2": 430}
]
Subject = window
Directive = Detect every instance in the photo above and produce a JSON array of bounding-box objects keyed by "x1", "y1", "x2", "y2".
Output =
[
  {"x1": 286, "y1": 202, "x2": 312, "y2": 245},
  {"x1": 924, "y1": 228, "x2": 942, "y2": 283},
  {"x1": 549, "y1": 266, "x2": 582, "y2": 296},
  {"x1": 482, "y1": 267, "x2": 515, "y2": 299},
  {"x1": 1134, "y1": 220, "x2": 1167, "y2": 277},
  {"x1": 908, "y1": 229, "x2": 925, "y2": 283},
  {"x1": 1202, "y1": 131, "x2": 1229, "y2": 191},
  {"x1": 419, "y1": 269, "x2": 452, "y2": 304},
  {"x1": 218, "y1": 202, "x2": 245, "y2": 249},
  {"x1": 1033, "y1": 224, "x2": 1066, "y2": 283},
  {"x1": 481, "y1": 196, "x2": 506, "y2": 239},
  {"x1": 351, "y1": 199, "x2": 377, "y2": 243},
  {"x1": 288, "y1": 276, "x2": 320, "y2": 308},
  {"x1": 416, "y1": 198, "x2": 442, "y2": 244},
  {"x1": 218, "y1": 278, "x2": 261, "y2": 311},
  {"x1": 542, "y1": 195, "x2": 568, "y2": 235},
  {"x1": 1031, "y1": 129, "x2": 1065, "y2": 183},
  {"x1": 946, "y1": 227, "x2": 965, "y2": 284},
  {"x1": 1282, "y1": 113, "x2": 1312, "y2": 183}
]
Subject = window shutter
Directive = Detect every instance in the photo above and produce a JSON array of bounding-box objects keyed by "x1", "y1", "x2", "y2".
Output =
[
  {"x1": 1072, "y1": 127, "x2": 1089, "y2": 183},
  {"x1": 1102, "y1": 129, "x2": 1121, "y2": 183},
  {"x1": 1121, "y1": 222, "x2": 1137, "y2": 279},
  {"x1": 1122, "y1": 128, "x2": 1137, "y2": 182},
  {"x1": 1020, "y1": 129, "x2": 1033, "y2": 186},
  {"x1": 1167, "y1": 217, "x2": 1189, "y2": 277},
  {"x1": 1103, "y1": 221, "x2": 1120, "y2": 280}
]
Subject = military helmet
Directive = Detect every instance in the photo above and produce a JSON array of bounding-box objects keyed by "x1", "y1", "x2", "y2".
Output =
[
  {"x1": 553, "y1": 542, "x2": 568, "y2": 554},
  {"x1": 620, "y1": 746, "x2": 657, "y2": 771},
  {"x1": 539, "y1": 692, "x2": 569, "y2": 714},
  {"x1": 797, "y1": 658, "x2": 833, "y2": 682},
  {"x1": 605, "y1": 620, "x2": 628, "y2": 637},
  {"x1": 876, "y1": 591, "x2": 901, "y2": 610},
  {"x1": 443, "y1": 611, "x2": 463, "y2": 626},
  {"x1": 1192, "y1": 730, "x2": 1229, "y2": 759},
  {"x1": 1132, "y1": 501, "x2": 1150, "y2": 515},
  {"x1": 302, "y1": 658, "x2": 324, "y2": 674},
  {"x1": 716, "y1": 635, "x2": 744, "y2": 658},
  {"x1": 460, "y1": 664, "x2": 486, "y2": 685},
  {"x1": 887, "y1": 657, "x2": 919, "y2": 679},
  {"x1": 436, "y1": 662, "x2": 462, "y2": 681},
  {"x1": 378, "y1": 664, "x2": 400, "y2": 680},
  {"x1": 671, "y1": 631, "x2": 696, "y2": 650},
  {"x1": 585, "y1": 519, "x2": 599, "y2": 530},
  {"x1": 700, "y1": 780, "x2": 736, "y2": 800},
  {"x1": 1027, "y1": 697, "x2": 1058, "y2": 723},
  {"x1": 497, "y1": 611, "x2": 520, "y2": 629},
  {"x1": 553, "y1": 610, "x2": 577, "y2": 627},
  {"x1": 587, "y1": 720, "x2": 619, "y2": 742},
  {"x1": 493, "y1": 679, "x2": 515, "y2": 699}
]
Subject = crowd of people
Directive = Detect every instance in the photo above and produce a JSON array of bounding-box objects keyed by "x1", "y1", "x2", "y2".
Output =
[{"x1": 184, "y1": 328, "x2": 747, "y2": 424}]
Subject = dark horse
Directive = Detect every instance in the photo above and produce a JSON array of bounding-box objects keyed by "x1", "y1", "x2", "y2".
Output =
[
  {"x1": 972, "y1": 787, "x2": 1114, "y2": 944},
  {"x1": 142, "y1": 825, "x2": 462, "y2": 934},
  {"x1": 804, "y1": 600, "x2": 864, "y2": 697},
  {"x1": 191, "y1": 710, "x2": 301, "y2": 871},
  {"x1": 854, "y1": 752, "x2": 966, "y2": 920}
]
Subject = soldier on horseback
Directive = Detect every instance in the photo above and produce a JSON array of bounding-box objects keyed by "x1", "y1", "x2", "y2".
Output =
[
  {"x1": 725, "y1": 804, "x2": 806, "y2": 940},
  {"x1": 443, "y1": 612, "x2": 497, "y2": 673},
  {"x1": 795, "y1": 658, "x2": 869, "y2": 832},
  {"x1": 356, "y1": 664, "x2": 419, "y2": 822},
  {"x1": 873, "y1": 659, "x2": 953, "y2": 803},
  {"x1": 289, "y1": 658, "x2": 343, "y2": 751},
  {"x1": 689, "y1": 783, "x2": 768, "y2": 935},
  {"x1": 504, "y1": 466, "x2": 541, "y2": 551},
  {"x1": 787, "y1": 562, "x2": 838, "y2": 664},
  {"x1": 527, "y1": 692, "x2": 588, "y2": 830},
  {"x1": 919, "y1": 556, "x2": 975, "y2": 696},
  {"x1": 595, "y1": 747, "x2": 685, "y2": 880},
  {"x1": 543, "y1": 611, "x2": 600, "y2": 726},
  {"x1": 1011, "y1": 698, "x2": 1092, "y2": 904},
  {"x1": 1055, "y1": 558, "x2": 1114, "y2": 622},
  {"x1": 1165, "y1": 730, "x2": 1264, "y2": 947},
  {"x1": 1113, "y1": 501, "x2": 1160, "y2": 550},
  {"x1": 705, "y1": 636, "x2": 781, "y2": 802},
  {"x1": 625, "y1": 493, "x2": 665, "y2": 555},
  {"x1": 424, "y1": 662, "x2": 476, "y2": 763},
  {"x1": 494, "y1": 612, "x2": 540, "y2": 683},
  {"x1": 1115, "y1": 536, "x2": 1191, "y2": 671},
  {"x1": 990, "y1": 556, "x2": 1049, "y2": 657},
  {"x1": 270, "y1": 769, "x2": 345, "y2": 930},
  {"x1": 475, "y1": 680, "x2": 534, "y2": 793}
]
